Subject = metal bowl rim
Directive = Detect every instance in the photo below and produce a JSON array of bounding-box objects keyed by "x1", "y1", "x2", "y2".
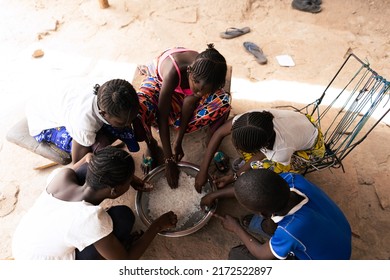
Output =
[{"x1": 135, "y1": 162, "x2": 217, "y2": 237}]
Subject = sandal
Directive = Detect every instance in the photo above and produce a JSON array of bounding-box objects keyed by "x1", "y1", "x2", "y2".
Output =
[
  {"x1": 240, "y1": 214, "x2": 254, "y2": 230},
  {"x1": 241, "y1": 214, "x2": 273, "y2": 238},
  {"x1": 220, "y1": 27, "x2": 250, "y2": 39},
  {"x1": 243, "y1": 42, "x2": 267, "y2": 65},
  {"x1": 292, "y1": 0, "x2": 322, "y2": 13},
  {"x1": 232, "y1": 157, "x2": 245, "y2": 172}
]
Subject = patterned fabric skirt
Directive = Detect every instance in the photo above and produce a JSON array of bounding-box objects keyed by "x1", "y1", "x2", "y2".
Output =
[{"x1": 137, "y1": 76, "x2": 231, "y2": 133}]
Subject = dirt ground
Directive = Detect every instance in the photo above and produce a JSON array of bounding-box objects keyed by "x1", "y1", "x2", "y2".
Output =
[{"x1": 0, "y1": 0, "x2": 390, "y2": 260}]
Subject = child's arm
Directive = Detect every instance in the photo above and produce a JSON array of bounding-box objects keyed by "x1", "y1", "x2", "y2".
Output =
[
  {"x1": 157, "y1": 72, "x2": 181, "y2": 188},
  {"x1": 200, "y1": 185, "x2": 235, "y2": 209},
  {"x1": 71, "y1": 140, "x2": 92, "y2": 164},
  {"x1": 157, "y1": 70, "x2": 179, "y2": 161},
  {"x1": 195, "y1": 119, "x2": 233, "y2": 192},
  {"x1": 93, "y1": 211, "x2": 177, "y2": 260},
  {"x1": 71, "y1": 151, "x2": 93, "y2": 171},
  {"x1": 214, "y1": 213, "x2": 276, "y2": 260},
  {"x1": 173, "y1": 94, "x2": 200, "y2": 161}
]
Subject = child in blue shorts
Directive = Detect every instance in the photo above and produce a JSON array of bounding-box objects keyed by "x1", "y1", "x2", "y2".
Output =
[{"x1": 26, "y1": 79, "x2": 162, "y2": 189}]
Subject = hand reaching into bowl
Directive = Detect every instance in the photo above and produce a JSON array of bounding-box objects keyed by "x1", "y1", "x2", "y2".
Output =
[
  {"x1": 165, "y1": 160, "x2": 180, "y2": 188},
  {"x1": 130, "y1": 175, "x2": 154, "y2": 192},
  {"x1": 152, "y1": 211, "x2": 178, "y2": 232}
]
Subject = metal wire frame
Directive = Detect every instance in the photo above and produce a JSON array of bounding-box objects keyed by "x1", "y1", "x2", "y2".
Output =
[{"x1": 278, "y1": 53, "x2": 390, "y2": 174}]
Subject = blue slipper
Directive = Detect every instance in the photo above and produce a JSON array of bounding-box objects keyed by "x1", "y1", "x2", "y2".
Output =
[
  {"x1": 220, "y1": 27, "x2": 250, "y2": 39},
  {"x1": 243, "y1": 42, "x2": 267, "y2": 65},
  {"x1": 241, "y1": 214, "x2": 272, "y2": 239}
]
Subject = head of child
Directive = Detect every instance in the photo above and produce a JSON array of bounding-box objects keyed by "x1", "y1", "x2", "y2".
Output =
[
  {"x1": 95, "y1": 79, "x2": 140, "y2": 129},
  {"x1": 86, "y1": 146, "x2": 135, "y2": 198},
  {"x1": 187, "y1": 43, "x2": 227, "y2": 95},
  {"x1": 234, "y1": 169, "x2": 290, "y2": 217},
  {"x1": 231, "y1": 111, "x2": 275, "y2": 153}
]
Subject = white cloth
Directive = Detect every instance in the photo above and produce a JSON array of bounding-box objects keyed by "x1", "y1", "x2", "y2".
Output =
[
  {"x1": 12, "y1": 169, "x2": 113, "y2": 260},
  {"x1": 26, "y1": 80, "x2": 104, "y2": 147},
  {"x1": 232, "y1": 109, "x2": 318, "y2": 165}
]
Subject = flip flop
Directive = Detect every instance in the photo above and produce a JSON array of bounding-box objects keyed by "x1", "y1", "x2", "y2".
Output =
[
  {"x1": 232, "y1": 157, "x2": 245, "y2": 172},
  {"x1": 220, "y1": 27, "x2": 250, "y2": 39},
  {"x1": 240, "y1": 214, "x2": 254, "y2": 230},
  {"x1": 243, "y1": 42, "x2": 267, "y2": 65},
  {"x1": 292, "y1": 0, "x2": 322, "y2": 13}
]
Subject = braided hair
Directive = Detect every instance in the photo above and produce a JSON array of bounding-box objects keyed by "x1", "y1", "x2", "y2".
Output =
[
  {"x1": 231, "y1": 111, "x2": 275, "y2": 153},
  {"x1": 189, "y1": 43, "x2": 227, "y2": 92},
  {"x1": 234, "y1": 169, "x2": 290, "y2": 213},
  {"x1": 93, "y1": 79, "x2": 139, "y2": 118},
  {"x1": 86, "y1": 146, "x2": 135, "y2": 190}
]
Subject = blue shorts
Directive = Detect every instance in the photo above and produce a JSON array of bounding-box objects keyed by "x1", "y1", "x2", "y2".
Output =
[
  {"x1": 34, "y1": 125, "x2": 140, "y2": 154},
  {"x1": 34, "y1": 126, "x2": 72, "y2": 153}
]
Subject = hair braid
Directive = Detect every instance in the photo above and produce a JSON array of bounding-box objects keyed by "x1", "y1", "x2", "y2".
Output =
[
  {"x1": 190, "y1": 43, "x2": 227, "y2": 92},
  {"x1": 95, "y1": 79, "x2": 139, "y2": 118},
  {"x1": 86, "y1": 146, "x2": 135, "y2": 190},
  {"x1": 232, "y1": 111, "x2": 275, "y2": 153}
]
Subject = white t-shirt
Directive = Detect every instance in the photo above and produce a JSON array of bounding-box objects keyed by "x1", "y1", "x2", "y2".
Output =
[
  {"x1": 232, "y1": 109, "x2": 318, "y2": 165},
  {"x1": 12, "y1": 169, "x2": 113, "y2": 260},
  {"x1": 26, "y1": 80, "x2": 105, "y2": 147}
]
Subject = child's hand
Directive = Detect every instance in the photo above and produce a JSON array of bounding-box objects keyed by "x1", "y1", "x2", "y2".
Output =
[
  {"x1": 213, "y1": 174, "x2": 235, "y2": 189},
  {"x1": 153, "y1": 211, "x2": 177, "y2": 232},
  {"x1": 85, "y1": 152, "x2": 93, "y2": 163},
  {"x1": 213, "y1": 213, "x2": 241, "y2": 233},
  {"x1": 194, "y1": 171, "x2": 207, "y2": 193},
  {"x1": 165, "y1": 161, "x2": 180, "y2": 188},
  {"x1": 130, "y1": 176, "x2": 153, "y2": 192},
  {"x1": 200, "y1": 193, "x2": 217, "y2": 209}
]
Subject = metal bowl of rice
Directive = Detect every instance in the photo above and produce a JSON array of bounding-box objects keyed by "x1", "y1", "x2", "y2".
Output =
[{"x1": 135, "y1": 162, "x2": 217, "y2": 237}]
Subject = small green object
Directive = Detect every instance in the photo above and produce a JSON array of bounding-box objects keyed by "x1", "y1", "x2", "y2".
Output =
[
  {"x1": 142, "y1": 156, "x2": 153, "y2": 167},
  {"x1": 214, "y1": 151, "x2": 225, "y2": 162},
  {"x1": 213, "y1": 151, "x2": 229, "y2": 173}
]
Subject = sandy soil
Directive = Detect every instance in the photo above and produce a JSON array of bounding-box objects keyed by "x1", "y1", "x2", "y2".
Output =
[{"x1": 1, "y1": 0, "x2": 389, "y2": 260}]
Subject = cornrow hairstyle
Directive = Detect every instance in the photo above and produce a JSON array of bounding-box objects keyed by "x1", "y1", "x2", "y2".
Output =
[
  {"x1": 234, "y1": 169, "x2": 290, "y2": 213},
  {"x1": 231, "y1": 111, "x2": 275, "y2": 153},
  {"x1": 94, "y1": 79, "x2": 139, "y2": 118},
  {"x1": 189, "y1": 43, "x2": 227, "y2": 92},
  {"x1": 86, "y1": 146, "x2": 135, "y2": 190}
]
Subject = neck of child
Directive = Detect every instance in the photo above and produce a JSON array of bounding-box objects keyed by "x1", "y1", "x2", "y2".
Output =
[
  {"x1": 266, "y1": 131, "x2": 276, "y2": 150},
  {"x1": 274, "y1": 192, "x2": 304, "y2": 217},
  {"x1": 62, "y1": 183, "x2": 106, "y2": 205}
]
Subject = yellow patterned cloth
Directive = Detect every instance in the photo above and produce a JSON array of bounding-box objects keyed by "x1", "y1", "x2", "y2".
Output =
[{"x1": 240, "y1": 114, "x2": 325, "y2": 174}]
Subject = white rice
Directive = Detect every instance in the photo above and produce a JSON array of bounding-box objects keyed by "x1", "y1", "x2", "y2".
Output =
[{"x1": 147, "y1": 172, "x2": 205, "y2": 229}]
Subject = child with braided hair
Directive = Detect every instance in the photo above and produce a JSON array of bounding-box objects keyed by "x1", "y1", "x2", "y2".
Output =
[
  {"x1": 137, "y1": 44, "x2": 231, "y2": 188},
  {"x1": 195, "y1": 109, "x2": 325, "y2": 192},
  {"x1": 12, "y1": 146, "x2": 177, "y2": 260},
  {"x1": 26, "y1": 78, "x2": 159, "y2": 191}
]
